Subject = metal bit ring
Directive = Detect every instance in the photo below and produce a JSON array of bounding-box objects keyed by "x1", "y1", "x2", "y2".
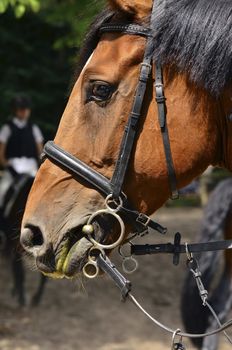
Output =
[
  {"x1": 105, "y1": 194, "x2": 124, "y2": 213},
  {"x1": 83, "y1": 247, "x2": 105, "y2": 279},
  {"x1": 122, "y1": 257, "x2": 138, "y2": 274},
  {"x1": 88, "y1": 246, "x2": 105, "y2": 263},
  {"x1": 87, "y1": 209, "x2": 125, "y2": 250},
  {"x1": 83, "y1": 261, "x2": 99, "y2": 279}
]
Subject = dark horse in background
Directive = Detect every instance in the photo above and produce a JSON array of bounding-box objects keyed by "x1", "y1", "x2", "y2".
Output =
[
  {"x1": 0, "y1": 172, "x2": 46, "y2": 306},
  {"x1": 181, "y1": 178, "x2": 232, "y2": 350}
]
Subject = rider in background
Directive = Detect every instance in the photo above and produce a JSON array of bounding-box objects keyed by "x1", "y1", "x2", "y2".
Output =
[{"x1": 0, "y1": 94, "x2": 43, "y2": 212}]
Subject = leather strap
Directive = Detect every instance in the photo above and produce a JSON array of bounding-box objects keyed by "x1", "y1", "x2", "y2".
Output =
[
  {"x1": 155, "y1": 64, "x2": 179, "y2": 199},
  {"x1": 44, "y1": 141, "x2": 113, "y2": 196},
  {"x1": 120, "y1": 205, "x2": 167, "y2": 235},
  {"x1": 110, "y1": 61, "x2": 153, "y2": 198},
  {"x1": 43, "y1": 141, "x2": 167, "y2": 235},
  {"x1": 110, "y1": 2, "x2": 157, "y2": 199},
  {"x1": 131, "y1": 240, "x2": 232, "y2": 256},
  {"x1": 100, "y1": 24, "x2": 151, "y2": 37},
  {"x1": 131, "y1": 238, "x2": 232, "y2": 269}
]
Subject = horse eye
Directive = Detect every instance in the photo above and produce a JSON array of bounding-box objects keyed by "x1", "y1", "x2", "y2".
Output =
[{"x1": 91, "y1": 82, "x2": 113, "y2": 101}]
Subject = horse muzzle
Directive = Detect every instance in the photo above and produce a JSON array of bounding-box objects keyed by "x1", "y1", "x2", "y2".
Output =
[{"x1": 20, "y1": 207, "x2": 126, "y2": 278}]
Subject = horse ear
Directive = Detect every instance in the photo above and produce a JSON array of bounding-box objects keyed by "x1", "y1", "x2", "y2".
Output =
[{"x1": 107, "y1": 0, "x2": 152, "y2": 19}]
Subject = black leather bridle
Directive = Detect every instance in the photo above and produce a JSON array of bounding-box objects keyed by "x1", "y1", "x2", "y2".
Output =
[
  {"x1": 42, "y1": 1, "x2": 232, "y2": 255},
  {"x1": 40, "y1": 3, "x2": 232, "y2": 343},
  {"x1": 43, "y1": 2, "x2": 178, "y2": 240}
]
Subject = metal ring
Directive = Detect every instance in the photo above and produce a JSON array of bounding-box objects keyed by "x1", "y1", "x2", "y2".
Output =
[
  {"x1": 83, "y1": 248, "x2": 106, "y2": 279},
  {"x1": 88, "y1": 247, "x2": 105, "y2": 263},
  {"x1": 172, "y1": 329, "x2": 182, "y2": 349},
  {"x1": 104, "y1": 194, "x2": 123, "y2": 213},
  {"x1": 118, "y1": 243, "x2": 132, "y2": 258},
  {"x1": 83, "y1": 261, "x2": 99, "y2": 279},
  {"x1": 122, "y1": 257, "x2": 138, "y2": 274},
  {"x1": 87, "y1": 209, "x2": 125, "y2": 250}
]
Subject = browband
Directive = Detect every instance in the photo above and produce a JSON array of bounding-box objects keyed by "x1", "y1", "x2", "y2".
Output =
[{"x1": 100, "y1": 24, "x2": 151, "y2": 37}]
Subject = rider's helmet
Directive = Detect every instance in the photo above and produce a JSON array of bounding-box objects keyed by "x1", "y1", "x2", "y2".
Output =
[{"x1": 10, "y1": 94, "x2": 32, "y2": 113}]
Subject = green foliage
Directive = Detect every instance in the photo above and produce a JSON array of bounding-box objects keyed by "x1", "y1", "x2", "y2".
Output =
[
  {"x1": 0, "y1": 0, "x2": 40, "y2": 17},
  {"x1": 40, "y1": 0, "x2": 105, "y2": 49},
  {"x1": 0, "y1": 0, "x2": 105, "y2": 139},
  {"x1": 0, "y1": 0, "x2": 105, "y2": 45}
]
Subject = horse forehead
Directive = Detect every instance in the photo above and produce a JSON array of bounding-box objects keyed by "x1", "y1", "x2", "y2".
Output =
[
  {"x1": 108, "y1": 0, "x2": 152, "y2": 18},
  {"x1": 88, "y1": 35, "x2": 145, "y2": 70}
]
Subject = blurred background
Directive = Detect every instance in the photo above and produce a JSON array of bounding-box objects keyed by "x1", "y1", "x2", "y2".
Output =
[
  {"x1": 0, "y1": 0, "x2": 104, "y2": 140},
  {"x1": 0, "y1": 1, "x2": 231, "y2": 350}
]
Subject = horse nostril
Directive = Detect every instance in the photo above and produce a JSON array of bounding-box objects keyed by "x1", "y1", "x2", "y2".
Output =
[
  {"x1": 20, "y1": 225, "x2": 44, "y2": 253},
  {"x1": 21, "y1": 226, "x2": 55, "y2": 273}
]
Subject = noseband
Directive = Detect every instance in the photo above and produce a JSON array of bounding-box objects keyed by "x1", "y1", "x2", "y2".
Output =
[{"x1": 43, "y1": 4, "x2": 178, "y2": 245}]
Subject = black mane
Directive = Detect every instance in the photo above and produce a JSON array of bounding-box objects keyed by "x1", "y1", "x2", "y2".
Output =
[
  {"x1": 152, "y1": 0, "x2": 232, "y2": 96},
  {"x1": 77, "y1": 1, "x2": 232, "y2": 96}
]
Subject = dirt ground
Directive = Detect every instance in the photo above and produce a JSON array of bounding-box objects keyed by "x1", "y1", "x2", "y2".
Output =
[{"x1": 0, "y1": 207, "x2": 231, "y2": 350}]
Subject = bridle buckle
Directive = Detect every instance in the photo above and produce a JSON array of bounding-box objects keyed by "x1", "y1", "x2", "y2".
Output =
[
  {"x1": 136, "y1": 213, "x2": 151, "y2": 227},
  {"x1": 139, "y1": 62, "x2": 152, "y2": 82}
]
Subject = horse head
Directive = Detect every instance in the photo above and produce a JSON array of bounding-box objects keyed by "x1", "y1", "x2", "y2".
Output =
[{"x1": 20, "y1": 0, "x2": 232, "y2": 279}]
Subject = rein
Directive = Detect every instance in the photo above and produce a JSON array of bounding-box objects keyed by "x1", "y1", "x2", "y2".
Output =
[
  {"x1": 95, "y1": 253, "x2": 232, "y2": 342},
  {"x1": 42, "y1": 2, "x2": 232, "y2": 347}
]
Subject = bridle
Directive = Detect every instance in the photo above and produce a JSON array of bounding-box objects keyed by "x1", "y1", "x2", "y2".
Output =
[
  {"x1": 42, "y1": 2, "x2": 232, "y2": 346},
  {"x1": 43, "y1": 2, "x2": 178, "y2": 247}
]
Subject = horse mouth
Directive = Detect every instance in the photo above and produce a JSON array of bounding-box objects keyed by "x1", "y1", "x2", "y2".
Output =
[
  {"x1": 53, "y1": 226, "x2": 92, "y2": 278},
  {"x1": 53, "y1": 215, "x2": 120, "y2": 279}
]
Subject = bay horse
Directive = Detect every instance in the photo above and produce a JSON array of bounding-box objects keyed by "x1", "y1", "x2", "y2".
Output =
[{"x1": 20, "y1": 0, "x2": 232, "y2": 327}]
